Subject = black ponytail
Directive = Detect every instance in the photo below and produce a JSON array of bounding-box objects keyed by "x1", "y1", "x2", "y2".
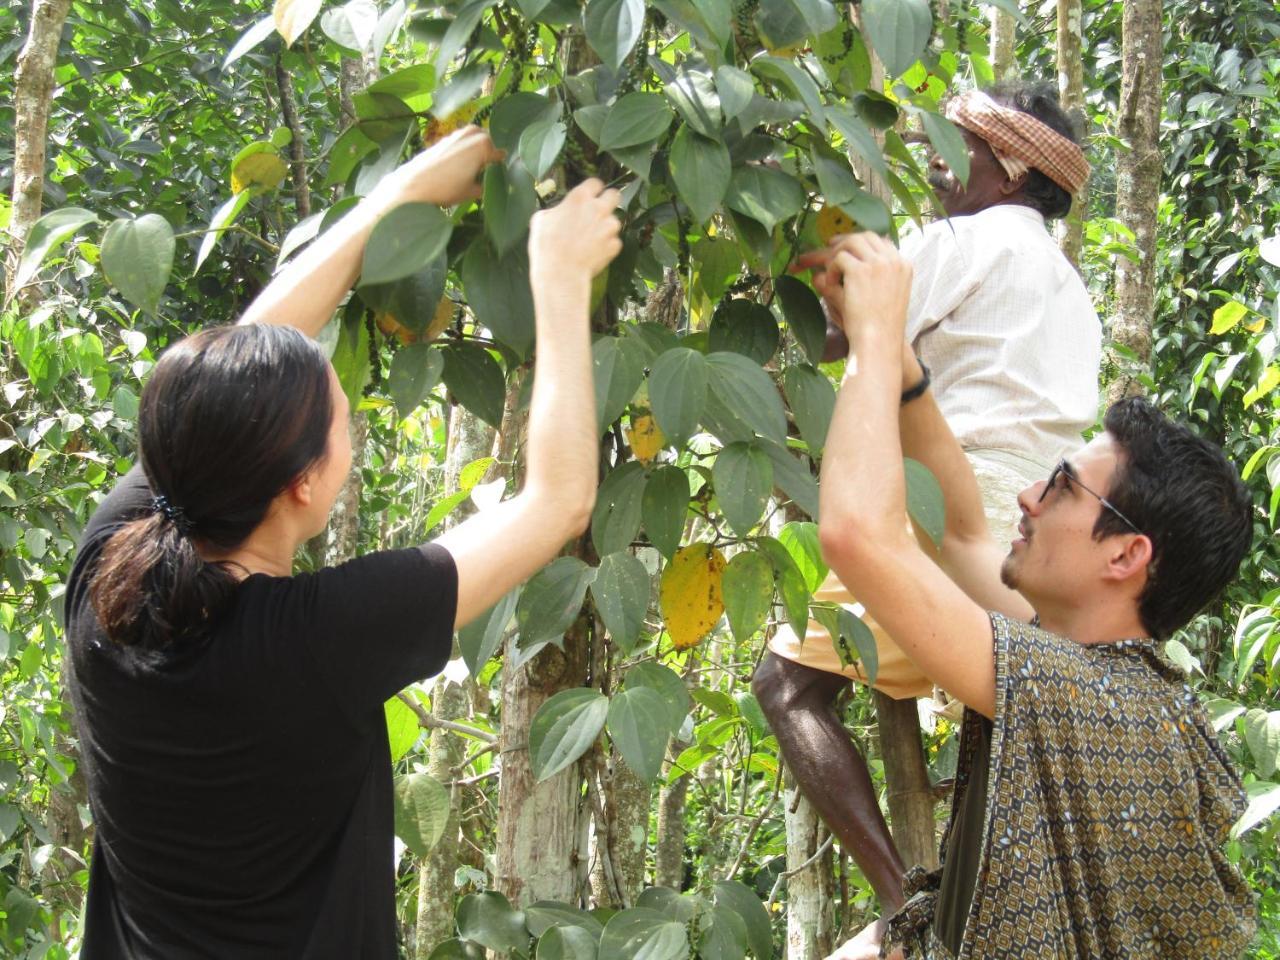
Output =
[{"x1": 91, "y1": 325, "x2": 333, "y2": 648}]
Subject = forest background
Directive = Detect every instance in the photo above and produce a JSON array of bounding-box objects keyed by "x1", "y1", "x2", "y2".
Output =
[{"x1": 2, "y1": 0, "x2": 1279, "y2": 957}]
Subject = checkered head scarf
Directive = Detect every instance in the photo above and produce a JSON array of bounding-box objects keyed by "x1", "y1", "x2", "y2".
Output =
[{"x1": 944, "y1": 90, "x2": 1090, "y2": 195}]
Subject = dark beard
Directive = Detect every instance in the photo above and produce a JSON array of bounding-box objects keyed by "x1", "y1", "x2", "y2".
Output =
[{"x1": 999, "y1": 553, "x2": 1018, "y2": 590}]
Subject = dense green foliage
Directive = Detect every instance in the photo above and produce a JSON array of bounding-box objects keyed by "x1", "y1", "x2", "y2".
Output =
[{"x1": 1, "y1": 0, "x2": 1277, "y2": 956}]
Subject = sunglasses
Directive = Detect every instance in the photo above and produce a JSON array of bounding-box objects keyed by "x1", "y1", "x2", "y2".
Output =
[{"x1": 1038, "y1": 459, "x2": 1144, "y2": 536}]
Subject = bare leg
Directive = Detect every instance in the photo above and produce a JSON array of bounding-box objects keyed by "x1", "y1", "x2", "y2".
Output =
[{"x1": 752, "y1": 651, "x2": 907, "y2": 913}]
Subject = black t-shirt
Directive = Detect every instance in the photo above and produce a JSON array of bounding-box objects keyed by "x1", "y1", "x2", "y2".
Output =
[{"x1": 65, "y1": 467, "x2": 458, "y2": 958}]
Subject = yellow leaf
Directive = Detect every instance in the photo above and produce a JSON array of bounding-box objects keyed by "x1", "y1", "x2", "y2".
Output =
[
  {"x1": 1243, "y1": 365, "x2": 1280, "y2": 407},
  {"x1": 232, "y1": 152, "x2": 287, "y2": 195},
  {"x1": 1245, "y1": 317, "x2": 1267, "y2": 334},
  {"x1": 660, "y1": 543, "x2": 727, "y2": 650},
  {"x1": 376, "y1": 312, "x2": 417, "y2": 346},
  {"x1": 816, "y1": 204, "x2": 857, "y2": 244},
  {"x1": 425, "y1": 296, "x2": 454, "y2": 342},
  {"x1": 273, "y1": 0, "x2": 324, "y2": 47},
  {"x1": 627, "y1": 414, "x2": 665, "y2": 464},
  {"x1": 1210, "y1": 300, "x2": 1249, "y2": 335},
  {"x1": 422, "y1": 103, "x2": 481, "y2": 146}
]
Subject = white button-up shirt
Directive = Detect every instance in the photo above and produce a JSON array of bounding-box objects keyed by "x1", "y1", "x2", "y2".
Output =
[{"x1": 903, "y1": 204, "x2": 1102, "y2": 469}]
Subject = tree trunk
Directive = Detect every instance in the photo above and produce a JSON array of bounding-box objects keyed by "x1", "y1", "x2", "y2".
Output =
[
  {"x1": 1108, "y1": 0, "x2": 1163, "y2": 404},
  {"x1": 415, "y1": 677, "x2": 469, "y2": 956},
  {"x1": 415, "y1": 405, "x2": 495, "y2": 955},
  {"x1": 589, "y1": 744, "x2": 650, "y2": 907},
  {"x1": 652, "y1": 747, "x2": 691, "y2": 889},
  {"x1": 872, "y1": 692, "x2": 938, "y2": 871},
  {"x1": 989, "y1": 6, "x2": 1018, "y2": 81},
  {"x1": 6, "y1": 0, "x2": 73, "y2": 304},
  {"x1": 274, "y1": 54, "x2": 311, "y2": 219},
  {"x1": 1055, "y1": 0, "x2": 1087, "y2": 268},
  {"x1": 782, "y1": 778, "x2": 835, "y2": 960}
]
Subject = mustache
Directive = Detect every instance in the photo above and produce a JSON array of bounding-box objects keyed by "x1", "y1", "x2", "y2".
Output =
[{"x1": 927, "y1": 170, "x2": 952, "y2": 191}]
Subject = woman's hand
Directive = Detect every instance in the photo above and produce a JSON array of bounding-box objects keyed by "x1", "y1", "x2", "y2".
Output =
[
  {"x1": 528, "y1": 178, "x2": 623, "y2": 282},
  {"x1": 372, "y1": 126, "x2": 503, "y2": 210}
]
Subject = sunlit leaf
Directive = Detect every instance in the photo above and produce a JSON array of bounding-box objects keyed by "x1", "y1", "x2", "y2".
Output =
[
  {"x1": 393, "y1": 772, "x2": 451, "y2": 855},
  {"x1": 660, "y1": 543, "x2": 726, "y2": 650},
  {"x1": 101, "y1": 214, "x2": 175, "y2": 315},
  {"x1": 722, "y1": 551, "x2": 774, "y2": 642},
  {"x1": 274, "y1": 0, "x2": 324, "y2": 46},
  {"x1": 528, "y1": 688, "x2": 609, "y2": 781}
]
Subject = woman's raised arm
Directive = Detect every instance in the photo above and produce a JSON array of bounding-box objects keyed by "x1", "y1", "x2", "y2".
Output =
[{"x1": 238, "y1": 127, "x2": 502, "y2": 336}]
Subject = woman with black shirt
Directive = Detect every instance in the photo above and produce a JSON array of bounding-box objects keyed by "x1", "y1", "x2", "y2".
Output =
[{"x1": 65, "y1": 127, "x2": 622, "y2": 957}]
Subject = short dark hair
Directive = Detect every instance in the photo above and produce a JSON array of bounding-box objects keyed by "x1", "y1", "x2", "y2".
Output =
[
  {"x1": 986, "y1": 80, "x2": 1084, "y2": 221},
  {"x1": 1096, "y1": 397, "x2": 1254, "y2": 641},
  {"x1": 91, "y1": 325, "x2": 333, "y2": 648}
]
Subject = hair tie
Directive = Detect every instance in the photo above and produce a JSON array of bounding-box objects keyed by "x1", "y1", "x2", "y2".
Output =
[{"x1": 151, "y1": 494, "x2": 194, "y2": 536}]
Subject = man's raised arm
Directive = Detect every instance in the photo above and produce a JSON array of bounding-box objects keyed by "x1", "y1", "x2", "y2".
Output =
[{"x1": 815, "y1": 234, "x2": 1002, "y2": 717}]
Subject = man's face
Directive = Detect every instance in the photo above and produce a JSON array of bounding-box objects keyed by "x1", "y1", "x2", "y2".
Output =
[
  {"x1": 1000, "y1": 433, "x2": 1130, "y2": 605},
  {"x1": 928, "y1": 127, "x2": 1016, "y2": 217}
]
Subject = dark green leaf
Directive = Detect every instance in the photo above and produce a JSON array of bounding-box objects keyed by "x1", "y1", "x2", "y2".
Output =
[
  {"x1": 697, "y1": 902, "x2": 748, "y2": 960},
  {"x1": 810, "y1": 142, "x2": 859, "y2": 205},
  {"x1": 903, "y1": 457, "x2": 944, "y2": 548},
  {"x1": 592, "y1": 461, "x2": 648, "y2": 556},
  {"x1": 713, "y1": 442, "x2": 773, "y2": 535},
  {"x1": 366, "y1": 64, "x2": 436, "y2": 111},
  {"x1": 491, "y1": 93, "x2": 560, "y2": 153},
  {"x1": 706, "y1": 352, "x2": 787, "y2": 444},
  {"x1": 526, "y1": 903, "x2": 605, "y2": 939},
  {"x1": 599, "y1": 909, "x2": 690, "y2": 960},
  {"x1": 517, "y1": 557, "x2": 597, "y2": 650},
  {"x1": 754, "y1": 0, "x2": 838, "y2": 49},
  {"x1": 608, "y1": 687, "x2": 672, "y2": 781},
  {"x1": 15, "y1": 207, "x2": 99, "y2": 288},
  {"x1": 591, "y1": 552, "x2": 651, "y2": 653},
  {"x1": 584, "y1": 0, "x2": 644, "y2": 70},
  {"x1": 456, "y1": 891, "x2": 529, "y2": 955},
  {"x1": 782, "y1": 364, "x2": 835, "y2": 453},
  {"x1": 669, "y1": 126, "x2": 731, "y2": 224},
  {"x1": 758, "y1": 439, "x2": 819, "y2": 518},
  {"x1": 458, "y1": 587, "x2": 519, "y2": 677},
  {"x1": 441, "y1": 342, "x2": 506, "y2": 429},
  {"x1": 537, "y1": 924, "x2": 599, "y2": 960},
  {"x1": 713, "y1": 881, "x2": 771, "y2": 959},
  {"x1": 393, "y1": 772, "x2": 451, "y2": 856},
  {"x1": 665, "y1": 69, "x2": 723, "y2": 138},
  {"x1": 642, "y1": 465, "x2": 690, "y2": 559},
  {"x1": 708, "y1": 300, "x2": 779, "y2": 365},
  {"x1": 528, "y1": 687, "x2": 610, "y2": 781},
  {"x1": 715, "y1": 66, "x2": 755, "y2": 120},
  {"x1": 430, "y1": 63, "x2": 490, "y2": 120},
  {"x1": 825, "y1": 104, "x2": 890, "y2": 183},
  {"x1": 599, "y1": 93, "x2": 675, "y2": 151},
  {"x1": 462, "y1": 240, "x2": 535, "y2": 357},
  {"x1": 838, "y1": 187, "x2": 892, "y2": 235},
  {"x1": 722, "y1": 550, "x2": 774, "y2": 642},
  {"x1": 483, "y1": 160, "x2": 537, "y2": 256},
  {"x1": 774, "y1": 275, "x2": 826, "y2": 364},
  {"x1": 519, "y1": 117, "x2": 567, "y2": 180},
  {"x1": 751, "y1": 57, "x2": 827, "y2": 134},
  {"x1": 593, "y1": 335, "x2": 647, "y2": 433},
  {"x1": 860, "y1": 0, "x2": 932, "y2": 77},
  {"x1": 724, "y1": 165, "x2": 807, "y2": 233},
  {"x1": 649, "y1": 348, "x2": 708, "y2": 445},
  {"x1": 101, "y1": 214, "x2": 175, "y2": 315},
  {"x1": 427, "y1": 940, "x2": 485, "y2": 960},
  {"x1": 362, "y1": 203, "x2": 453, "y2": 286},
  {"x1": 625, "y1": 662, "x2": 691, "y2": 733},
  {"x1": 388, "y1": 343, "x2": 444, "y2": 417},
  {"x1": 435, "y1": 0, "x2": 497, "y2": 70}
]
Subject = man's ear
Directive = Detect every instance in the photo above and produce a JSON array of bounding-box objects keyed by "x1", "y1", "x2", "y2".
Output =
[
  {"x1": 1104, "y1": 534, "x2": 1153, "y2": 584},
  {"x1": 999, "y1": 172, "x2": 1027, "y2": 197}
]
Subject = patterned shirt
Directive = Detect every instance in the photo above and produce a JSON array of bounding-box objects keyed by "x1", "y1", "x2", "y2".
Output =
[
  {"x1": 885, "y1": 614, "x2": 1257, "y2": 959},
  {"x1": 904, "y1": 205, "x2": 1101, "y2": 469}
]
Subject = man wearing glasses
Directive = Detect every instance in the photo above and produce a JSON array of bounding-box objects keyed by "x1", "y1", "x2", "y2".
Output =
[{"x1": 819, "y1": 233, "x2": 1256, "y2": 959}]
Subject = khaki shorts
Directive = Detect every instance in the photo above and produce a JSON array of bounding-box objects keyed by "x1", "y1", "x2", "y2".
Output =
[{"x1": 766, "y1": 449, "x2": 1044, "y2": 700}]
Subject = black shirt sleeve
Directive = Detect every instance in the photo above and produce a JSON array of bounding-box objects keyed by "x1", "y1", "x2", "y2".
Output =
[
  {"x1": 288, "y1": 544, "x2": 459, "y2": 724},
  {"x1": 79, "y1": 465, "x2": 153, "y2": 549}
]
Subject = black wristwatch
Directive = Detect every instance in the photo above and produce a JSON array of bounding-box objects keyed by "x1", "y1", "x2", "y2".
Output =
[{"x1": 900, "y1": 359, "x2": 931, "y2": 405}]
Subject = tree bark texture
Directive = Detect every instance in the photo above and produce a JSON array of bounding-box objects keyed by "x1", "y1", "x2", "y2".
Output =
[
  {"x1": 589, "y1": 744, "x2": 650, "y2": 907},
  {"x1": 989, "y1": 6, "x2": 1019, "y2": 81},
  {"x1": 1055, "y1": 0, "x2": 1088, "y2": 267},
  {"x1": 653, "y1": 748, "x2": 691, "y2": 889},
  {"x1": 782, "y1": 781, "x2": 835, "y2": 960},
  {"x1": 415, "y1": 406, "x2": 495, "y2": 954},
  {"x1": 6, "y1": 0, "x2": 73, "y2": 302},
  {"x1": 1108, "y1": 0, "x2": 1163, "y2": 404},
  {"x1": 415, "y1": 677, "x2": 469, "y2": 956},
  {"x1": 873, "y1": 692, "x2": 938, "y2": 871},
  {"x1": 274, "y1": 55, "x2": 311, "y2": 219}
]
